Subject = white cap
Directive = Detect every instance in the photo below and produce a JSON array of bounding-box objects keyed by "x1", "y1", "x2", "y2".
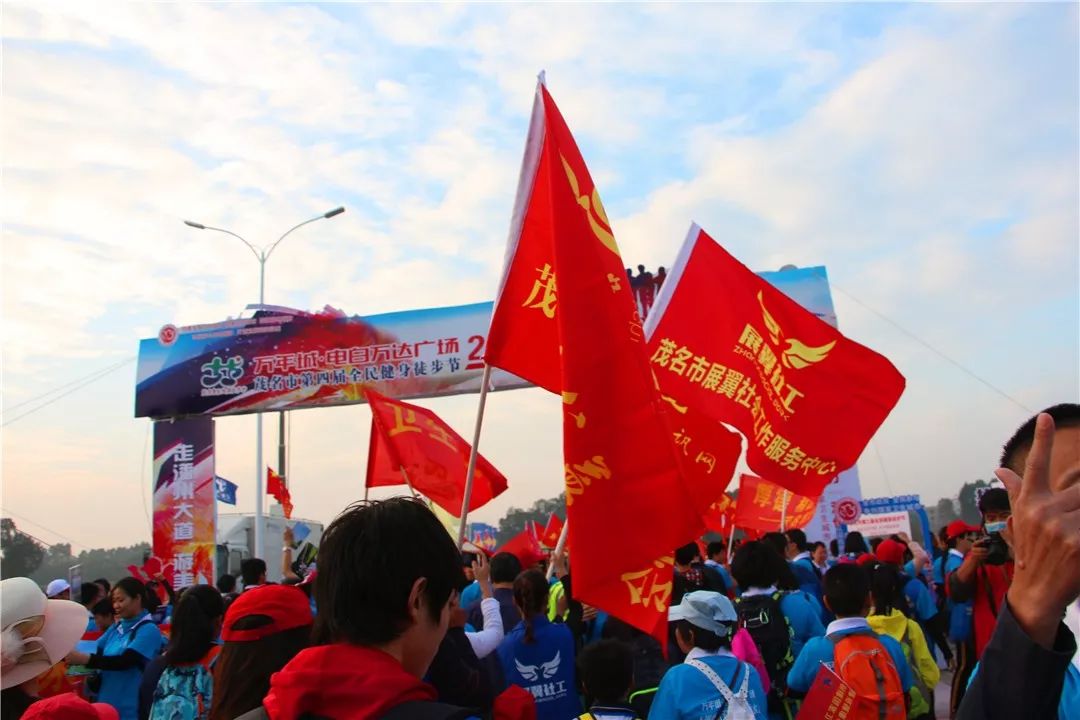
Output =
[
  {"x1": 1, "y1": 577, "x2": 88, "y2": 690},
  {"x1": 45, "y1": 579, "x2": 71, "y2": 598},
  {"x1": 668, "y1": 590, "x2": 738, "y2": 636}
]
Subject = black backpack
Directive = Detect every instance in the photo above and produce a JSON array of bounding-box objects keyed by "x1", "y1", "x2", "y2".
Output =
[{"x1": 735, "y1": 592, "x2": 795, "y2": 705}]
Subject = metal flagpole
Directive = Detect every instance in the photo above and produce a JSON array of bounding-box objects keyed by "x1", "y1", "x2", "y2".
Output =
[
  {"x1": 780, "y1": 490, "x2": 791, "y2": 532},
  {"x1": 727, "y1": 523, "x2": 736, "y2": 564},
  {"x1": 546, "y1": 520, "x2": 570, "y2": 580},
  {"x1": 456, "y1": 364, "x2": 493, "y2": 549}
]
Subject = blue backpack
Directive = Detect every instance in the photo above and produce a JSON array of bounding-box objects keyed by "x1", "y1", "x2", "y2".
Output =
[{"x1": 149, "y1": 646, "x2": 221, "y2": 720}]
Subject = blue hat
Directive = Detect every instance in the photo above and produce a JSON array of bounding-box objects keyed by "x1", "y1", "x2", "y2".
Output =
[{"x1": 668, "y1": 590, "x2": 737, "y2": 636}]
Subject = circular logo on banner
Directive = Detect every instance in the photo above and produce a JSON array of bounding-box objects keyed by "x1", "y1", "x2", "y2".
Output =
[
  {"x1": 835, "y1": 497, "x2": 862, "y2": 524},
  {"x1": 158, "y1": 324, "x2": 178, "y2": 346}
]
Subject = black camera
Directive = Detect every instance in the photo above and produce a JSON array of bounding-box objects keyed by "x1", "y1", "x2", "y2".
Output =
[{"x1": 977, "y1": 533, "x2": 1010, "y2": 565}]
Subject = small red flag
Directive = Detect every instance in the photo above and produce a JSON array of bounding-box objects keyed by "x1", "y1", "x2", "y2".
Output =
[
  {"x1": 267, "y1": 467, "x2": 293, "y2": 519},
  {"x1": 364, "y1": 388, "x2": 508, "y2": 516},
  {"x1": 500, "y1": 527, "x2": 548, "y2": 569},
  {"x1": 485, "y1": 81, "x2": 711, "y2": 645},
  {"x1": 541, "y1": 513, "x2": 564, "y2": 548},
  {"x1": 646, "y1": 225, "x2": 905, "y2": 497},
  {"x1": 733, "y1": 474, "x2": 819, "y2": 532}
]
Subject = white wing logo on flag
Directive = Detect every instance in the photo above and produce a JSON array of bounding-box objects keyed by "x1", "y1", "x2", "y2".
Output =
[{"x1": 515, "y1": 651, "x2": 561, "y2": 682}]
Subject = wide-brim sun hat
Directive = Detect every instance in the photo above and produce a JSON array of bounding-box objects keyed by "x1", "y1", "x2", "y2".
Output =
[{"x1": 1, "y1": 577, "x2": 89, "y2": 690}]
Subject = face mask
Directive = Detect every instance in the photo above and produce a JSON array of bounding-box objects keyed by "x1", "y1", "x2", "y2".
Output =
[{"x1": 985, "y1": 521, "x2": 1007, "y2": 535}]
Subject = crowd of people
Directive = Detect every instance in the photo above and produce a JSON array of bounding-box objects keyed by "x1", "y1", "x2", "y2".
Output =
[
  {"x1": 626, "y1": 266, "x2": 666, "y2": 319},
  {"x1": 1, "y1": 403, "x2": 1077, "y2": 719}
]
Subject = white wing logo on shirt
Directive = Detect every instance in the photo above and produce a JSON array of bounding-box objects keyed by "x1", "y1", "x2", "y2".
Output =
[{"x1": 515, "y1": 651, "x2": 561, "y2": 681}]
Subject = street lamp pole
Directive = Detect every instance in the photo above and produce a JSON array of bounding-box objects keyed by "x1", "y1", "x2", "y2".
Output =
[{"x1": 183, "y1": 207, "x2": 344, "y2": 565}]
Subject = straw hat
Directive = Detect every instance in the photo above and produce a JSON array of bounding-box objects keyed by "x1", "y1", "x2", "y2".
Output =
[{"x1": 1, "y1": 577, "x2": 88, "y2": 690}]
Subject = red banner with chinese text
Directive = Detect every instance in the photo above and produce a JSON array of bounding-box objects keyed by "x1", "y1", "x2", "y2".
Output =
[
  {"x1": 666, "y1": 402, "x2": 743, "y2": 533},
  {"x1": 733, "y1": 474, "x2": 819, "y2": 532},
  {"x1": 364, "y1": 388, "x2": 508, "y2": 516},
  {"x1": 645, "y1": 225, "x2": 905, "y2": 497},
  {"x1": 152, "y1": 417, "x2": 215, "y2": 589},
  {"x1": 485, "y1": 82, "x2": 711, "y2": 645},
  {"x1": 796, "y1": 665, "x2": 860, "y2": 719}
]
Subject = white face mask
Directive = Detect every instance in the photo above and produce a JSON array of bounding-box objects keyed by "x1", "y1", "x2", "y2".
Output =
[{"x1": 984, "y1": 521, "x2": 1008, "y2": 534}]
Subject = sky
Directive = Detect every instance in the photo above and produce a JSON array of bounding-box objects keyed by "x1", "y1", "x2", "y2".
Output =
[{"x1": 2, "y1": 2, "x2": 1077, "y2": 551}]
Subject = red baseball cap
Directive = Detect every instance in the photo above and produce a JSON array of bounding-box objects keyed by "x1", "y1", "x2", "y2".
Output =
[
  {"x1": 23, "y1": 693, "x2": 119, "y2": 720},
  {"x1": 875, "y1": 538, "x2": 908, "y2": 566},
  {"x1": 222, "y1": 585, "x2": 313, "y2": 643},
  {"x1": 946, "y1": 520, "x2": 980, "y2": 541}
]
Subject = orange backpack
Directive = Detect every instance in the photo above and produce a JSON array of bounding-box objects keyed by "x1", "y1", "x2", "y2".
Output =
[{"x1": 828, "y1": 632, "x2": 907, "y2": 720}]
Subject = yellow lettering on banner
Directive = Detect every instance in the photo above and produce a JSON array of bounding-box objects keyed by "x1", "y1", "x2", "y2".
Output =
[
  {"x1": 620, "y1": 556, "x2": 673, "y2": 612},
  {"x1": 817, "y1": 460, "x2": 839, "y2": 476},
  {"x1": 795, "y1": 497, "x2": 813, "y2": 513},
  {"x1": 661, "y1": 395, "x2": 688, "y2": 414},
  {"x1": 800, "y1": 456, "x2": 822, "y2": 476},
  {"x1": 782, "y1": 385, "x2": 805, "y2": 412},
  {"x1": 764, "y1": 435, "x2": 791, "y2": 461},
  {"x1": 562, "y1": 392, "x2": 586, "y2": 429},
  {"x1": 734, "y1": 378, "x2": 758, "y2": 408},
  {"x1": 389, "y1": 406, "x2": 422, "y2": 436},
  {"x1": 718, "y1": 370, "x2": 743, "y2": 399},
  {"x1": 564, "y1": 456, "x2": 611, "y2": 505},
  {"x1": 695, "y1": 451, "x2": 716, "y2": 474},
  {"x1": 758, "y1": 344, "x2": 778, "y2": 375},
  {"x1": 606, "y1": 273, "x2": 622, "y2": 293},
  {"x1": 651, "y1": 339, "x2": 676, "y2": 368},
  {"x1": 772, "y1": 492, "x2": 788, "y2": 512},
  {"x1": 424, "y1": 418, "x2": 456, "y2": 451},
  {"x1": 687, "y1": 355, "x2": 711, "y2": 384},
  {"x1": 781, "y1": 446, "x2": 807, "y2": 471},
  {"x1": 754, "y1": 482, "x2": 773, "y2": 508},
  {"x1": 522, "y1": 263, "x2": 558, "y2": 319},
  {"x1": 560, "y1": 153, "x2": 620, "y2": 257},
  {"x1": 702, "y1": 363, "x2": 727, "y2": 391},
  {"x1": 669, "y1": 347, "x2": 693, "y2": 376},
  {"x1": 738, "y1": 324, "x2": 764, "y2": 354},
  {"x1": 673, "y1": 429, "x2": 692, "y2": 456}
]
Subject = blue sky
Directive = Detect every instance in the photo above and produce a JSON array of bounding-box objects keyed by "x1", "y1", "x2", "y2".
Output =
[{"x1": 2, "y1": 2, "x2": 1077, "y2": 549}]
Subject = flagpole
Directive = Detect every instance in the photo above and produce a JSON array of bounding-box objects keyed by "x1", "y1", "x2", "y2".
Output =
[
  {"x1": 780, "y1": 490, "x2": 790, "y2": 532},
  {"x1": 363, "y1": 486, "x2": 369, "y2": 501},
  {"x1": 727, "y1": 523, "x2": 736, "y2": 565},
  {"x1": 456, "y1": 364, "x2": 493, "y2": 549},
  {"x1": 399, "y1": 466, "x2": 420, "y2": 499},
  {"x1": 546, "y1": 520, "x2": 570, "y2": 580}
]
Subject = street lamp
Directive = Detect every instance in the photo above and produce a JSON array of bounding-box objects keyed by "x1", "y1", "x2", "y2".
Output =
[{"x1": 183, "y1": 207, "x2": 345, "y2": 565}]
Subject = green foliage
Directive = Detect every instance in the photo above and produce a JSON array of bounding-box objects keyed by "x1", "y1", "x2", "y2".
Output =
[
  {"x1": 1, "y1": 519, "x2": 45, "y2": 579},
  {"x1": 496, "y1": 493, "x2": 566, "y2": 545},
  {"x1": 28, "y1": 542, "x2": 150, "y2": 588},
  {"x1": 957, "y1": 479, "x2": 991, "y2": 525}
]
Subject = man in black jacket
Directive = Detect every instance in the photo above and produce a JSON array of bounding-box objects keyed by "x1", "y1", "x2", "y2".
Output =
[{"x1": 958, "y1": 405, "x2": 1080, "y2": 719}]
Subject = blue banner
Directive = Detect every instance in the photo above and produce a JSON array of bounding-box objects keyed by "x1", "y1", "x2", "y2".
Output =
[{"x1": 214, "y1": 476, "x2": 237, "y2": 505}]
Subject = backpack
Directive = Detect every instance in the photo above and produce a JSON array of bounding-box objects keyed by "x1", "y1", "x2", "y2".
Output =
[
  {"x1": 828, "y1": 633, "x2": 906, "y2": 720},
  {"x1": 149, "y1": 645, "x2": 221, "y2": 720},
  {"x1": 686, "y1": 659, "x2": 756, "y2": 720},
  {"x1": 897, "y1": 624, "x2": 932, "y2": 719},
  {"x1": 735, "y1": 592, "x2": 794, "y2": 702}
]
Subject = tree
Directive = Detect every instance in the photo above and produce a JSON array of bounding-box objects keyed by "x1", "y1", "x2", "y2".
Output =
[
  {"x1": 1, "y1": 519, "x2": 45, "y2": 579},
  {"x1": 932, "y1": 498, "x2": 959, "y2": 531},
  {"x1": 30, "y1": 543, "x2": 150, "y2": 587},
  {"x1": 957, "y1": 480, "x2": 991, "y2": 525},
  {"x1": 497, "y1": 494, "x2": 566, "y2": 545}
]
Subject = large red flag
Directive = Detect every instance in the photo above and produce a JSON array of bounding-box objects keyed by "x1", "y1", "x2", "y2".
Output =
[
  {"x1": 733, "y1": 474, "x2": 819, "y2": 532},
  {"x1": 645, "y1": 225, "x2": 905, "y2": 497},
  {"x1": 500, "y1": 526, "x2": 548, "y2": 569},
  {"x1": 364, "y1": 388, "x2": 508, "y2": 516},
  {"x1": 266, "y1": 467, "x2": 293, "y2": 519},
  {"x1": 485, "y1": 81, "x2": 717, "y2": 644}
]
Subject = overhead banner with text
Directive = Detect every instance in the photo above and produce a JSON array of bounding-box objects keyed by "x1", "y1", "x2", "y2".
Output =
[
  {"x1": 152, "y1": 417, "x2": 215, "y2": 589},
  {"x1": 136, "y1": 303, "x2": 530, "y2": 418}
]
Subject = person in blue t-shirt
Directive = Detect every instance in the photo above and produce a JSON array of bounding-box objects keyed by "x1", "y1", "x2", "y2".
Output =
[
  {"x1": 497, "y1": 569, "x2": 582, "y2": 720},
  {"x1": 786, "y1": 530, "x2": 825, "y2": 605},
  {"x1": 650, "y1": 591, "x2": 767, "y2": 719},
  {"x1": 66, "y1": 577, "x2": 164, "y2": 720},
  {"x1": 787, "y1": 564, "x2": 914, "y2": 698},
  {"x1": 704, "y1": 541, "x2": 736, "y2": 594}
]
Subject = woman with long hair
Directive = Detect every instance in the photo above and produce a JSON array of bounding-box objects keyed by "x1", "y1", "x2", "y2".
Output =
[
  {"x1": 867, "y1": 563, "x2": 940, "y2": 720},
  {"x1": 139, "y1": 585, "x2": 224, "y2": 720},
  {"x1": 496, "y1": 570, "x2": 581, "y2": 720},
  {"x1": 65, "y1": 577, "x2": 165, "y2": 720},
  {"x1": 209, "y1": 585, "x2": 312, "y2": 720}
]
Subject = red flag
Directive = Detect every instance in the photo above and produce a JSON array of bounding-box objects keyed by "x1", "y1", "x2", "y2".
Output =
[
  {"x1": 703, "y1": 494, "x2": 738, "y2": 535},
  {"x1": 541, "y1": 513, "x2": 564, "y2": 548},
  {"x1": 267, "y1": 467, "x2": 293, "y2": 519},
  {"x1": 364, "y1": 388, "x2": 508, "y2": 516},
  {"x1": 733, "y1": 474, "x2": 819, "y2": 532},
  {"x1": 645, "y1": 225, "x2": 905, "y2": 496},
  {"x1": 666, "y1": 403, "x2": 743, "y2": 535},
  {"x1": 485, "y1": 81, "x2": 711, "y2": 644},
  {"x1": 500, "y1": 527, "x2": 548, "y2": 569}
]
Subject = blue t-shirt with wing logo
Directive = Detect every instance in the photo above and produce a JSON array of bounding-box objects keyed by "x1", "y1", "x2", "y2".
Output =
[{"x1": 497, "y1": 614, "x2": 582, "y2": 720}]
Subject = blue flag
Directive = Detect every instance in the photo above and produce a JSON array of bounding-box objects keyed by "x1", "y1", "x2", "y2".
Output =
[{"x1": 215, "y1": 476, "x2": 237, "y2": 505}]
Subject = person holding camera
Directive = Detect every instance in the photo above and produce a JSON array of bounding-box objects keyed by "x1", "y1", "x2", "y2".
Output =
[{"x1": 948, "y1": 488, "x2": 1014, "y2": 662}]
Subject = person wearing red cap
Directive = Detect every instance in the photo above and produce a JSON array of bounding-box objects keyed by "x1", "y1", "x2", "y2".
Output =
[
  {"x1": 938, "y1": 519, "x2": 981, "y2": 716},
  {"x1": 21, "y1": 692, "x2": 119, "y2": 720},
  {"x1": 258, "y1": 498, "x2": 472, "y2": 719},
  {"x1": 209, "y1": 585, "x2": 313, "y2": 720}
]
